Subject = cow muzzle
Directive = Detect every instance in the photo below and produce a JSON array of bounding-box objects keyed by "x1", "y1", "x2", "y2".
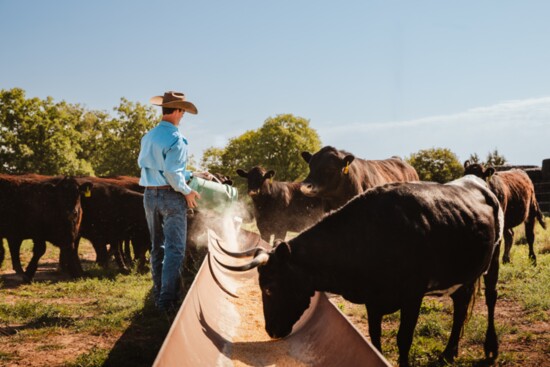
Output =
[{"x1": 300, "y1": 183, "x2": 317, "y2": 197}]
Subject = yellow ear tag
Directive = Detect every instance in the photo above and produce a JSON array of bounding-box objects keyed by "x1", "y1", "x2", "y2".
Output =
[
  {"x1": 270, "y1": 177, "x2": 273, "y2": 184},
  {"x1": 343, "y1": 162, "x2": 350, "y2": 175},
  {"x1": 85, "y1": 187, "x2": 91, "y2": 197}
]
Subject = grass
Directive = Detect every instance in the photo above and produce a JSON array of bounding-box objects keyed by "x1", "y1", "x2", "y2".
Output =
[
  {"x1": 333, "y1": 218, "x2": 550, "y2": 366},
  {"x1": 0, "y1": 219, "x2": 549, "y2": 366}
]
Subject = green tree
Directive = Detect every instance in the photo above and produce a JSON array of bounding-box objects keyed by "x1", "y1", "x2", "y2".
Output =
[
  {"x1": 201, "y1": 114, "x2": 321, "y2": 182},
  {"x1": 467, "y1": 152, "x2": 481, "y2": 164},
  {"x1": 406, "y1": 147, "x2": 463, "y2": 183},
  {"x1": 467, "y1": 148, "x2": 507, "y2": 167},
  {"x1": 0, "y1": 88, "x2": 93, "y2": 175},
  {"x1": 485, "y1": 148, "x2": 507, "y2": 166},
  {"x1": 91, "y1": 98, "x2": 158, "y2": 176}
]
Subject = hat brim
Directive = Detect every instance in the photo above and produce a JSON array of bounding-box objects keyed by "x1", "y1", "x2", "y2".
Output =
[{"x1": 150, "y1": 96, "x2": 198, "y2": 114}]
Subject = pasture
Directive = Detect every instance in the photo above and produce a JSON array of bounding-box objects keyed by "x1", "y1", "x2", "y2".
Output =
[{"x1": 0, "y1": 220, "x2": 549, "y2": 367}]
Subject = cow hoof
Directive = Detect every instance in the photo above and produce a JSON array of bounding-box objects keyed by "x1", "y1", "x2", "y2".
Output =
[
  {"x1": 484, "y1": 340, "x2": 499, "y2": 361},
  {"x1": 440, "y1": 350, "x2": 457, "y2": 365},
  {"x1": 21, "y1": 273, "x2": 33, "y2": 284},
  {"x1": 502, "y1": 256, "x2": 511, "y2": 264}
]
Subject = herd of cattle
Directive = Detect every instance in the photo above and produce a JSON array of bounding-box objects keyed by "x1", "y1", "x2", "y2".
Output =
[{"x1": 0, "y1": 145, "x2": 547, "y2": 367}]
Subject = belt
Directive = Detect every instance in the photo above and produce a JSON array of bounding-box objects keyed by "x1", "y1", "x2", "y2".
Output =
[{"x1": 145, "y1": 185, "x2": 172, "y2": 190}]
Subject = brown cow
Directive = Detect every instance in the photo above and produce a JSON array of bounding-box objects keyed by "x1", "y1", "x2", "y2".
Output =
[
  {"x1": 236, "y1": 166, "x2": 324, "y2": 243},
  {"x1": 463, "y1": 161, "x2": 546, "y2": 265},
  {"x1": 301, "y1": 146, "x2": 419, "y2": 212}
]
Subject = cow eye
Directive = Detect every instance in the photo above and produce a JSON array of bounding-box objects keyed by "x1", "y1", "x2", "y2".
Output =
[{"x1": 264, "y1": 288, "x2": 272, "y2": 297}]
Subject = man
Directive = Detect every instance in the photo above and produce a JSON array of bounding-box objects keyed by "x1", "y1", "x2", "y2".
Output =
[{"x1": 138, "y1": 91, "x2": 201, "y2": 312}]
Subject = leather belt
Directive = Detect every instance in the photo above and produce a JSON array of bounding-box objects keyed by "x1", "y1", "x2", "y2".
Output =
[{"x1": 145, "y1": 185, "x2": 172, "y2": 190}]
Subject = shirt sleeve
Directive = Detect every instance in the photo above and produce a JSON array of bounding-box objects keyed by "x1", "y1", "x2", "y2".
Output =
[{"x1": 164, "y1": 137, "x2": 192, "y2": 195}]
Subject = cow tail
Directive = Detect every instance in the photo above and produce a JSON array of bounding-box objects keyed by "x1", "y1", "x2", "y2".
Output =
[
  {"x1": 532, "y1": 197, "x2": 547, "y2": 230},
  {"x1": 461, "y1": 278, "x2": 482, "y2": 338}
]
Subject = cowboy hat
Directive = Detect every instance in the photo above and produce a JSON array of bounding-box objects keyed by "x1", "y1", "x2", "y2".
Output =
[{"x1": 150, "y1": 91, "x2": 198, "y2": 114}]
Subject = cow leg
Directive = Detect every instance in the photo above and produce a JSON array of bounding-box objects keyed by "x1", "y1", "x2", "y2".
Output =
[
  {"x1": 60, "y1": 247, "x2": 84, "y2": 278},
  {"x1": 110, "y1": 240, "x2": 130, "y2": 273},
  {"x1": 7, "y1": 237, "x2": 24, "y2": 274},
  {"x1": 441, "y1": 283, "x2": 475, "y2": 363},
  {"x1": 365, "y1": 306, "x2": 383, "y2": 353},
  {"x1": 483, "y1": 244, "x2": 500, "y2": 361},
  {"x1": 123, "y1": 239, "x2": 133, "y2": 264},
  {"x1": 502, "y1": 228, "x2": 514, "y2": 264},
  {"x1": 0, "y1": 240, "x2": 4, "y2": 269},
  {"x1": 396, "y1": 296, "x2": 423, "y2": 367},
  {"x1": 92, "y1": 240, "x2": 109, "y2": 268},
  {"x1": 23, "y1": 239, "x2": 46, "y2": 282},
  {"x1": 524, "y1": 218, "x2": 537, "y2": 266}
]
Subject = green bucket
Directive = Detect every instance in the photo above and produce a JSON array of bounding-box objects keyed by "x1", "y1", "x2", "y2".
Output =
[{"x1": 188, "y1": 176, "x2": 238, "y2": 213}]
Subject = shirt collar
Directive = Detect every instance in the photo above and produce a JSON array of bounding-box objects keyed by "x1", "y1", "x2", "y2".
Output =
[{"x1": 159, "y1": 120, "x2": 178, "y2": 130}]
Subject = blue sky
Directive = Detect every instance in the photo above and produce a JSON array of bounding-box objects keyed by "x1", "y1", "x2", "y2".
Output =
[{"x1": 1, "y1": 0, "x2": 549, "y2": 167}]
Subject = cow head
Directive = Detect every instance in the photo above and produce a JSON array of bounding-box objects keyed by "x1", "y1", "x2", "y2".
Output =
[
  {"x1": 463, "y1": 160, "x2": 495, "y2": 180},
  {"x1": 236, "y1": 167, "x2": 275, "y2": 196},
  {"x1": 44, "y1": 177, "x2": 93, "y2": 244},
  {"x1": 300, "y1": 146, "x2": 355, "y2": 198},
  {"x1": 215, "y1": 242, "x2": 314, "y2": 339}
]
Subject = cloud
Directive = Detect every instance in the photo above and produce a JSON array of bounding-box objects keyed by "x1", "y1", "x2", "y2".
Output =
[{"x1": 317, "y1": 97, "x2": 550, "y2": 165}]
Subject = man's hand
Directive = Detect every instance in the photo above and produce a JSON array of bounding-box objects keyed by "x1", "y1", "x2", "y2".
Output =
[{"x1": 184, "y1": 190, "x2": 201, "y2": 209}]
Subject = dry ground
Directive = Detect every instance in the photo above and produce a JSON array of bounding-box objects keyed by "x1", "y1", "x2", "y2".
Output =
[{"x1": 1, "y1": 232, "x2": 549, "y2": 367}]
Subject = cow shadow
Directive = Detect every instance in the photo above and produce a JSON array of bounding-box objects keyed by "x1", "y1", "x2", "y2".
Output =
[{"x1": 0, "y1": 259, "x2": 131, "y2": 289}]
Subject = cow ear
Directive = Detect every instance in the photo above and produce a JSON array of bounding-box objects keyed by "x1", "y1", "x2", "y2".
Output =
[
  {"x1": 264, "y1": 170, "x2": 275, "y2": 180},
  {"x1": 464, "y1": 160, "x2": 470, "y2": 168},
  {"x1": 79, "y1": 182, "x2": 93, "y2": 197},
  {"x1": 236, "y1": 169, "x2": 248, "y2": 178},
  {"x1": 342, "y1": 154, "x2": 355, "y2": 174},
  {"x1": 343, "y1": 154, "x2": 355, "y2": 166},
  {"x1": 485, "y1": 167, "x2": 496, "y2": 178},
  {"x1": 301, "y1": 151, "x2": 312, "y2": 163}
]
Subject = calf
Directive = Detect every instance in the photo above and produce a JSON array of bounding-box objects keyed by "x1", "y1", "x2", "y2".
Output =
[
  {"x1": 218, "y1": 176, "x2": 503, "y2": 367},
  {"x1": 300, "y1": 146, "x2": 419, "y2": 212},
  {"x1": 464, "y1": 161, "x2": 546, "y2": 265},
  {"x1": 236, "y1": 166, "x2": 324, "y2": 242},
  {"x1": 0, "y1": 174, "x2": 91, "y2": 281}
]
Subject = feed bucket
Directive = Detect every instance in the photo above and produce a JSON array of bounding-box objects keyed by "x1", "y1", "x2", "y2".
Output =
[{"x1": 188, "y1": 176, "x2": 238, "y2": 213}]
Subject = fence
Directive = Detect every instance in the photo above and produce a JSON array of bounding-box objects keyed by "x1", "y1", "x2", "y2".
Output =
[{"x1": 495, "y1": 158, "x2": 550, "y2": 214}]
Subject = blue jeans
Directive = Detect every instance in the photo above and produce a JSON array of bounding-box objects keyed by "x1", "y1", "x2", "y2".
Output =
[{"x1": 143, "y1": 188, "x2": 187, "y2": 310}]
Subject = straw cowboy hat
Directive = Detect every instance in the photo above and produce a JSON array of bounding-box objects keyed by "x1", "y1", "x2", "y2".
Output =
[{"x1": 150, "y1": 91, "x2": 198, "y2": 114}]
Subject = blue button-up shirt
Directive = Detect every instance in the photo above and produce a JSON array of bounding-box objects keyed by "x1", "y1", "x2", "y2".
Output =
[{"x1": 138, "y1": 121, "x2": 192, "y2": 195}]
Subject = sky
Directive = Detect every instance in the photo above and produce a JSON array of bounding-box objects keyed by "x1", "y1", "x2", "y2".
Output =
[{"x1": 1, "y1": 0, "x2": 549, "y2": 167}]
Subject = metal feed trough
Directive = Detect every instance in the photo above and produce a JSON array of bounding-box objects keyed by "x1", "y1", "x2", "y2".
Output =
[{"x1": 153, "y1": 228, "x2": 391, "y2": 367}]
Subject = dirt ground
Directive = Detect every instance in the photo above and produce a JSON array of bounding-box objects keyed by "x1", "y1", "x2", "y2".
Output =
[{"x1": 1, "y1": 247, "x2": 549, "y2": 367}]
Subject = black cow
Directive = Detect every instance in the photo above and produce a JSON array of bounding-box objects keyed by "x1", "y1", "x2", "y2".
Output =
[
  {"x1": 464, "y1": 161, "x2": 546, "y2": 265},
  {"x1": 300, "y1": 146, "x2": 419, "y2": 212},
  {"x1": 236, "y1": 166, "x2": 324, "y2": 243},
  {"x1": 218, "y1": 176, "x2": 503, "y2": 367},
  {"x1": 0, "y1": 174, "x2": 92, "y2": 281},
  {"x1": 74, "y1": 177, "x2": 150, "y2": 272}
]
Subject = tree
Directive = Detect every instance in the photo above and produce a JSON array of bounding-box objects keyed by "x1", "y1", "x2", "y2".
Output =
[
  {"x1": 485, "y1": 148, "x2": 507, "y2": 166},
  {"x1": 467, "y1": 148, "x2": 507, "y2": 167},
  {"x1": 406, "y1": 147, "x2": 463, "y2": 183},
  {"x1": 201, "y1": 114, "x2": 321, "y2": 182},
  {"x1": 0, "y1": 88, "x2": 94, "y2": 175},
  {"x1": 467, "y1": 153, "x2": 481, "y2": 164},
  {"x1": 90, "y1": 98, "x2": 158, "y2": 176}
]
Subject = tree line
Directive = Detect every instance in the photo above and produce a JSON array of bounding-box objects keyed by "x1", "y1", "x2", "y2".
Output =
[{"x1": 0, "y1": 88, "x2": 506, "y2": 184}]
